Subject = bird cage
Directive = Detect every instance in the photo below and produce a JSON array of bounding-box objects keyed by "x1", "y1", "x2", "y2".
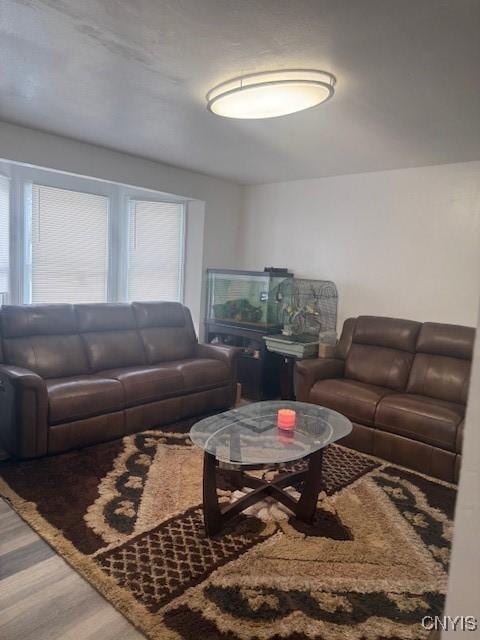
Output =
[{"x1": 283, "y1": 279, "x2": 338, "y2": 338}]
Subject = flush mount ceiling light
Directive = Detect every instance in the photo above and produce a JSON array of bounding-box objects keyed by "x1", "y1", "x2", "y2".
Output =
[{"x1": 206, "y1": 69, "x2": 336, "y2": 119}]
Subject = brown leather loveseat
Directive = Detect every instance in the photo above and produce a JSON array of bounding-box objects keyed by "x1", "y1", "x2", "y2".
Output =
[
  {"x1": 296, "y1": 316, "x2": 475, "y2": 482},
  {"x1": 0, "y1": 302, "x2": 238, "y2": 459}
]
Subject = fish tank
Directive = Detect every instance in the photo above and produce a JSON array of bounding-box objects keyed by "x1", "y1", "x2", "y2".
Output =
[{"x1": 206, "y1": 269, "x2": 293, "y2": 331}]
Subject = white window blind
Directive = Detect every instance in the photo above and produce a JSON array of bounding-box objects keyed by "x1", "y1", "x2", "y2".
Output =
[
  {"x1": 128, "y1": 200, "x2": 184, "y2": 302},
  {"x1": 0, "y1": 176, "x2": 9, "y2": 304},
  {"x1": 31, "y1": 184, "x2": 109, "y2": 303}
]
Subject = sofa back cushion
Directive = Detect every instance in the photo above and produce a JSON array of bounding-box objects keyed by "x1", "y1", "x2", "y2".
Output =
[
  {"x1": 345, "y1": 316, "x2": 421, "y2": 391},
  {"x1": 76, "y1": 304, "x2": 146, "y2": 372},
  {"x1": 415, "y1": 322, "x2": 474, "y2": 360},
  {"x1": 1, "y1": 304, "x2": 89, "y2": 378},
  {"x1": 133, "y1": 302, "x2": 196, "y2": 364},
  {"x1": 407, "y1": 322, "x2": 474, "y2": 404}
]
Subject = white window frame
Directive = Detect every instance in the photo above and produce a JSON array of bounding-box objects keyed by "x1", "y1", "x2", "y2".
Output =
[
  {"x1": 0, "y1": 172, "x2": 11, "y2": 305},
  {"x1": 0, "y1": 160, "x2": 188, "y2": 306}
]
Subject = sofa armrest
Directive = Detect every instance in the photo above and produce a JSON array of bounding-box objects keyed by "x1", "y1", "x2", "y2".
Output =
[
  {"x1": 194, "y1": 343, "x2": 241, "y2": 407},
  {"x1": 0, "y1": 365, "x2": 48, "y2": 459},
  {"x1": 295, "y1": 358, "x2": 345, "y2": 401},
  {"x1": 194, "y1": 343, "x2": 241, "y2": 368}
]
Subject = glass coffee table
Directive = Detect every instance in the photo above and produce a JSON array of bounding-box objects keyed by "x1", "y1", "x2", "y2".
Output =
[{"x1": 190, "y1": 401, "x2": 352, "y2": 536}]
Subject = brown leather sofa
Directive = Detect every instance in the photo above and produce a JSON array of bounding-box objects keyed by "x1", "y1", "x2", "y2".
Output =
[
  {"x1": 296, "y1": 316, "x2": 475, "y2": 483},
  {"x1": 0, "y1": 302, "x2": 239, "y2": 459}
]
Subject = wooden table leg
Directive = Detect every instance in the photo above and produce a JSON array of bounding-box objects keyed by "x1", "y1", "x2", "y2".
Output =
[
  {"x1": 279, "y1": 356, "x2": 296, "y2": 400},
  {"x1": 202, "y1": 449, "x2": 325, "y2": 535},
  {"x1": 228, "y1": 430, "x2": 244, "y2": 489},
  {"x1": 203, "y1": 451, "x2": 222, "y2": 536},
  {"x1": 295, "y1": 448, "x2": 324, "y2": 523}
]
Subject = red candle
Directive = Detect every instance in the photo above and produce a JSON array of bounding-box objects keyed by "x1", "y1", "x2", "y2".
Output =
[{"x1": 277, "y1": 408, "x2": 296, "y2": 430}]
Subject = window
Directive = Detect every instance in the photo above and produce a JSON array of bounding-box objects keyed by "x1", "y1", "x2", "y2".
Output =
[
  {"x1": 127, "y1": 200, "x2": 185, "y2": 302},
  {"x1": 0, "y1": 161, "x2": 191, "y2": 307},
  {"x1": 30, "y1": 185, "x2": 109, "y2": 303},
  {"x1": 0, "y1": 176, "x2": 9, "y2": 305}
]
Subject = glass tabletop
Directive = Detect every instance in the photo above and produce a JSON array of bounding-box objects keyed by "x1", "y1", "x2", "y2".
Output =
[{"x1": 189, "y1": 401, "x2": 352, "y2": 468}]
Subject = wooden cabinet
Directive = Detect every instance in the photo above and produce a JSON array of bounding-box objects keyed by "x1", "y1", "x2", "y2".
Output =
[{"x1": 205, "y1": 321, "x2": 282, "y2": 400}]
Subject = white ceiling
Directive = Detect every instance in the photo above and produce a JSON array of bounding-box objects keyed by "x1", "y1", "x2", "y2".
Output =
[{"x1": 1, "y1": 0, "x2": 480, "y2": 184}]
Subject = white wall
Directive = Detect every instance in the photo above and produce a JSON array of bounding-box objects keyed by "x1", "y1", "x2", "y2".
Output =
[
  {"x1": 0, "y1": 121, "x2": 243, "y2": 333},
  {"x1": 443, "y1": 298, "x2": 480, "y2": 637},
  {"x1": 239, "y1": 162, "x2": 480, "y2": 330}
]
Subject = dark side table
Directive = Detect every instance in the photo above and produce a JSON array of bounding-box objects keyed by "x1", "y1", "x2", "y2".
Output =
[{"x1": 263, "y1": 335, "x2": 321, "y2": 401}]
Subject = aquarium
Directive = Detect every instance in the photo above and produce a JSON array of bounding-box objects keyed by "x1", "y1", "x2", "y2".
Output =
[{"x1": 206, "y1": 269, "x2": 293, "y2": 330}]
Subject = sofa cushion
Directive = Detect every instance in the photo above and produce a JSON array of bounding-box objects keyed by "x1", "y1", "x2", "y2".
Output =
[
  {"x1": 345, "y1": 343, "x2": 414, "y2": 391},
  {"x1": 139, "y1": 328, "x2": 195, "y2": 364},
  {"x1": 416, "y1": 322, "x2": 475, "y2": 360},
  {"x1": 176, "y1": 358, "x2": 230, "y2": 393},
  {"x1": 4, "y1": 335, "x2": 89, "y2": 379},
  {"x1": 81, "y1": 330, "x2": 146, "y2": 372},
  {"x1": 75, "y1": 303, "x2": 137, "y2": 332},
  {"x1": 133, "y1": 301, "x2": 188, "y2": 328},
  {"x1": 1, "y1": 303, "x2": 78, "y2": 337},
  {"x1": 133, "y1": 302, "x2": 196, "y2": 364},
  {"x1": 406, "y1": 353, "x2": 471, "y2": 405},
  {"x1": 46, "y1": 376, "x2": 125, "y2": 425},
  {"x1": 1, "y1": 304, "x2": 89, "y2": 378},
  {"x1": 100, "y1": 365, "x2": 184, "y2": 408},
  {"x1": 343, "y1": 316, "x2": 421, "y2": 392},
  {"x1": 353, "y1": 316, "x2": 421, "y2": 352},
  {"x1": 375, "y1": 393, "x2": 464, "y2": 451},
  {"x1": 76, "y1": 303, "x2": 146, "y2": 372},
  {"x1": 309, "y1": 378, "x2": 391, "y2": 426}
]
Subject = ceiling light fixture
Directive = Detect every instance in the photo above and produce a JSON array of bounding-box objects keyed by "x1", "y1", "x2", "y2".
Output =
[{"x1": 206, "y1": 69, "x2": 336, "y2": 119}]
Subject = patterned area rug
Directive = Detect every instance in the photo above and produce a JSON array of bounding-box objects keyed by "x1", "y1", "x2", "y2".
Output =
[{"x1": 0, "y1": 428, "x2": 456, "y2": 640}]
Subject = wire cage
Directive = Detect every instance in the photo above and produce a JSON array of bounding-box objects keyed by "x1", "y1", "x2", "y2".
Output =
[{"x1": 283, "y1": 279, "x2": 338, "y2": 337}]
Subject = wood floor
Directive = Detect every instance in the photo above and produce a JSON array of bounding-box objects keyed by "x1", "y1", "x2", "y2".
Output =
[{"x1": 0, "y1": 498, "x2": 145, "y2": 640}]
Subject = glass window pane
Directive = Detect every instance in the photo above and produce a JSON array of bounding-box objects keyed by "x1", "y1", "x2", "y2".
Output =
[
  {"x1": 128, "y1": 200, "x2": 184, "y2": 302},
  {"x1": 31, "y1": 184, "x2": 108, "y2": 303}
]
